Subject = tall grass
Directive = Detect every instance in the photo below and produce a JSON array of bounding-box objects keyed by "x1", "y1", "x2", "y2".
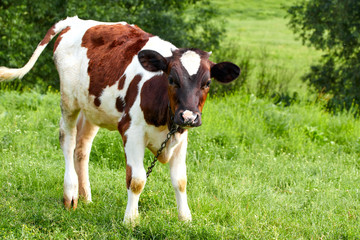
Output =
[
  {"x1": 1, "y1": 91, "x2": 359, "y2": 239},
  {"x1": 210, "y1": 0, "x2": 322, "y2": 102},
  {"x1": 211, "y1": 44, "x2": 298, "y2": 107}
]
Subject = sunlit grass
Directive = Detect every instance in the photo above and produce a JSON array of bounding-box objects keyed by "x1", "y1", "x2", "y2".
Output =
[
  {"x1": 211, "y1": 0, "x2": 322, "y2": 97},
  {"x1": 0, "y1": 91, "x2": 359, "y2": 238}
]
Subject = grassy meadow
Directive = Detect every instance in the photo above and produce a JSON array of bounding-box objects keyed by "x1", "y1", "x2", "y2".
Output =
[
  {"x1": 1, "y1": 91, "x2": 360, "y2": 239},
  {"x1": 211, "y1": 0, "x2": 322, "y2": 97},
  {"x1": 1, "y1": 0, "x2": 360, "y2": 239}
]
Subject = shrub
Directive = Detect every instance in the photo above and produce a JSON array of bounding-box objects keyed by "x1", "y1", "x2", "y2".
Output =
[
  {"x1": 0, "y1": 0, "x2": 224, "y2": 91},
  {"x1": 287, "y1": 0, "x2": 360, "y2": 113}
]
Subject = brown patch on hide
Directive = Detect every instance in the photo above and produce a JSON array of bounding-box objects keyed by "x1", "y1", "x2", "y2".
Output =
[
  {"x1": 94, "y1": 98, "x2": 101, "y2": 107},
  {"x1": 198, "y1": 84, "x2": 209, "y2": 113},
  {"x1": 130, "y1": 178, "x2": 145, "y2": 195},
  {"x1": 53, "y1": 27, "x2": 71, "y2": 52},
  {"x1": 126, "y1": 164, "x2": 132, "y2": 189},
  {"x1": 116, "y1": 96, "x2": 125, "y2": 112},
  {"x1": 125, "y1": 74, "x2": 142, "y2": 109},
  {"x1": 198, "y1": 61, "x2": 211, "y2": 112},
  {"x1": 118, "y1": 113, "x2": 131, "y2": 145},
  {"x1": 81, "y1": 24, "x2": 152, "y2": 106},
  {"x1": 115, "y1": 75, "x2": 126, "y2": 112},
  {"x1": 140, "y1": 74, "x2": 169, "y2": 127},
  {"x1": 178, "y1": 179, "x2": 187, "y2": 193},
  {"x1": 118, "y1": 75, "x2": 126, "y2": 90},
  {"x1": 117, "y1": 74, "x2": 142, "y2": 141}
]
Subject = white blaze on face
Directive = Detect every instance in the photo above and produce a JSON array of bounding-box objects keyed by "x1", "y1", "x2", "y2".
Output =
[{"x1": 180, "y1": 50, "x2": 201, "y2": 76}]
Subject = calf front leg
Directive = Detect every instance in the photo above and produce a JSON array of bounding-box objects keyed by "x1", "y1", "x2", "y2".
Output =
[
  {"x1": 122, "y1": 129, "x2": 146, "y2": 224},
  {"x1": 169, "y1": 133, "x2": 192, "y2": 221}
]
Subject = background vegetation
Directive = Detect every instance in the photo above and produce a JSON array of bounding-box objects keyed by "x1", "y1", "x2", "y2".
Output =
[
  {"x1": 288, "y1": 0, "x2": 360, "y2": 113},
  {"x1": 209, "y1": 0, "x2": 322, "y2": 104},
  {"x1": 0, "y1": 0, "x2": 222, "y2": 90},
  {"x1": 1, "y1": 0, "x2": 360, "y2": 239}
]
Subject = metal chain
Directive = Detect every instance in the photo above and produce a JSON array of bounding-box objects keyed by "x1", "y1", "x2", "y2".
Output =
[{"x1": 146, "y1": 120, "x2": 178, "y2": 178}]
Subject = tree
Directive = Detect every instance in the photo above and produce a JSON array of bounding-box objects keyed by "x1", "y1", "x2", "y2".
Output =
[
  {"x1": 0, "y1": 0, "x2": 224, "y2": 91},
  {"x1": 287, "y1": 0, "x2": 360, "y2": 113}
]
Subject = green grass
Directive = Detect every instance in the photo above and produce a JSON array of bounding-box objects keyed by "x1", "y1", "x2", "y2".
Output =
[
  {"x1": 0, "y1": 91, "x2": 359, "y2": 239},
  {"x1": 211, "y1": 0, "x2": 322, "y2": 97}
]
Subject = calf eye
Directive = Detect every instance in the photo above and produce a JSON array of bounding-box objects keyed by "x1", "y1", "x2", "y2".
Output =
[
  {"x1": 202, "y1": 80, "x2": 211, "y2": 89},
  {"x1": 168, "y1": 76, "x2": 180, "y2": 88}
]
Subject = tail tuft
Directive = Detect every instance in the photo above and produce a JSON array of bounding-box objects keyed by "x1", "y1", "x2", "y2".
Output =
[{"x1": 0, "y1": 66, "x2": 28, "y2": 82}]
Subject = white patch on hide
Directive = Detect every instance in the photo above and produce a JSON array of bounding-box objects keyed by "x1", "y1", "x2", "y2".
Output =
[{"x1": 180, "y1": 51, "x2": 201, "y2": 76}]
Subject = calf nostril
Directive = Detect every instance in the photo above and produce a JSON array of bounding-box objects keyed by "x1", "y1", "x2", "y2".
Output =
[
  {"x1": 182, "y1": 110, "x2": 195, "y2": 123},
  {"x1": 194, "y1": 113, "x2": 199, "y2": 123},
  {"x1": 180, "y1": 113, "x2": 185, "y2": 121}
]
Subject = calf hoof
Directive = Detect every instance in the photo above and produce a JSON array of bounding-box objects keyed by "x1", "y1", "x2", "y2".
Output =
[
  {"x1": 178, "y1": 211, "x2": 192, "y2": 222},
  {"x1": 79, "y1": 187, "x2": 92, "y2": 203},
  {"x1": 123, "y1": 212, "x2": 140, "y2": 227},
  {"x1": 63, "y1": 178, "x2": 79, "y2": 209},
  {"x1": 63, "y1": 197, "x2": 78, "y2": 210}
]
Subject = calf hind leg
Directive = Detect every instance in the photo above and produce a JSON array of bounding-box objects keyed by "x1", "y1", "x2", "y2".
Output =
[
  {"x1": 59, "y1": 107, "x2": 80, "y2": 209},
  {"x1": 74, "y1": 112, "x2": 99, "y2": 202}
]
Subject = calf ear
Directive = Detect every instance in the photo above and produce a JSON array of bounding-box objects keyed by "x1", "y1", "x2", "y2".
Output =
[
  {"x1": 211, "y1": 62, "x2": 240, "y2": 83},
  {"x1": 138, "y1": 50, "x2": 168, "y2": 72}
]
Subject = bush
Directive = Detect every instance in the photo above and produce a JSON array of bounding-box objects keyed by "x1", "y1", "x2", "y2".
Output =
[
  {"x1": 287, "y1": 0, "x2": 360, "y2": 113},
  {"x1": 0, "y1": 0, "x2": 224, "y2": 91}
]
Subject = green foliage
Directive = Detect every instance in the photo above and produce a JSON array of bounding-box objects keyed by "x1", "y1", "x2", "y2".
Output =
[
  {"x1": 287, "y1": 0, "x2": 360, "y2": 113},
  {"x1": 0, "y1": 0, "x2": 224, "y2": 91},
  {"x1": 208, "y1": 0, "x2": 312, "y2": 105},
  {"x1": 210, "y1": 44, "x2": 298, "y2": 107}
]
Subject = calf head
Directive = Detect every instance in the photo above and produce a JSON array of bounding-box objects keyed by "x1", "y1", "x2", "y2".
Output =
[{"x1": 138, "y1": 48, "x2": 240, "y2": 128}]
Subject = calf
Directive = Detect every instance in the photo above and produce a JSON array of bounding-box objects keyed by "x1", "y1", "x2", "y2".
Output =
[{"x1": 0, "y1": 16, "x2": 240, "y2": 224}]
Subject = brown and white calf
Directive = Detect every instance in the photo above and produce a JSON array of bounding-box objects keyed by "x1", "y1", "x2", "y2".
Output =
[{"x1": 0, "y1": 16, "x2": 240, "y2": 223}]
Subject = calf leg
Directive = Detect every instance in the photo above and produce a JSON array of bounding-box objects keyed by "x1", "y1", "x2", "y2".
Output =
[
  {"x1": 59, "y1": 107, "x2": 80, "y2": 209},
  {"x1": 169, "y1": 134, "x2": 192, "y2": 221},
  {"x1": 74, "y1": 112, "x2": 99, "y2": 202},
  {"x1": 122, "y1": 129, "x2": 146, "y2": 224}
]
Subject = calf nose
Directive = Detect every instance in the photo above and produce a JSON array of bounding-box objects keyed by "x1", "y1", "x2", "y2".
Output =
[{"x1": 181, "y1": 110, "x2": 199, "y2": 125}]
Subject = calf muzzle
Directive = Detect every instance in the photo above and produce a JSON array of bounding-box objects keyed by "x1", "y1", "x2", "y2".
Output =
[{"x1": 175, "y1": 110, "x2": 201, "y2": 127}]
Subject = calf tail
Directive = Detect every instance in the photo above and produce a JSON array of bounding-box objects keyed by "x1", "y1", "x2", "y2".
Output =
[{"x1": 0, "y1": 16, "x2": 78, "y2": 82}]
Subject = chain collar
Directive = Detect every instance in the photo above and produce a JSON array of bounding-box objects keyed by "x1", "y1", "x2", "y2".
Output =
[{"x1": 146, "y1": 105, "x2": 178, "y2": 178}]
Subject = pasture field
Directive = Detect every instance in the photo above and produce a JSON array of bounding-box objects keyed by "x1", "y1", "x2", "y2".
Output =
[
  {"x1": 211, "y1": 0, "x2": 322, "y2": 97},
  {"x1": 0, "y1": 91, "x2": 359, "y2": 239}
]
